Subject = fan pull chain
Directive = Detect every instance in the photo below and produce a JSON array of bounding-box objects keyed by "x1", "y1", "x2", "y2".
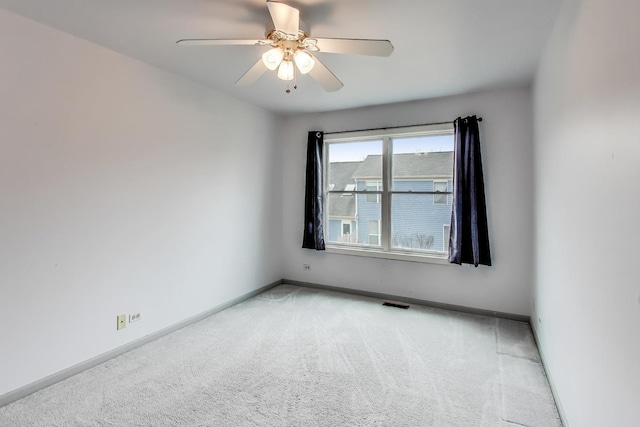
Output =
[{"x1": 285, "y1": 72, "x2": 298, "y2": 94}]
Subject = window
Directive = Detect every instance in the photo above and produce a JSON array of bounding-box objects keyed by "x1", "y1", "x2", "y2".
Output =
[
  {"x1": 433, "y1": 181, "x2": 448, "y2": 205},
  {"x1": 368, "y1": 220, "x2": 380, "y2": 245},
  {"x1": 365, "y1": 181, "x2": 381, "y2": 203},
  {"x1": 342, "y1": 183, "x2": 356, "y2": 196},
  {"x1": 342, "y1": 222, "x2": 351, "y2": 235},
  {"x1": 324, "y1": 123, "x2": 454, "y2": 262}
]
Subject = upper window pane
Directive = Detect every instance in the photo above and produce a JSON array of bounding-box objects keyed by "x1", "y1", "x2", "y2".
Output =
[
  {"x1": 328, "y1": 140, "x2": 382, "y2": 187},
  {"x1": 392, "y1": 135, "x2": 454, "y2": 190}
]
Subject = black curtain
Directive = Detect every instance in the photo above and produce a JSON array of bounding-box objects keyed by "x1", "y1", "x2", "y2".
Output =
[
  {"x1": 449, "y1": 116, "x2": 492, "y2": 267},
  {"x1": 302, "y1": 131, "x2": 325, "y2": 250}
]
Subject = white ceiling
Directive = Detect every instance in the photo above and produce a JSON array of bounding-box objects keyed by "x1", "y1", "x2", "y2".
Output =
[{"x1": 0, "y1": 0, "x2": 562, "y2": 115}]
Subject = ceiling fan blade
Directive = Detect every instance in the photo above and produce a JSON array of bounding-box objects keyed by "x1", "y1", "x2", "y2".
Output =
[
  {"x1": 267, "y1": 1, "x2": 299, "y2": 36},
  {"x1": 235, "y1": 60, "x2": 267, "y2": 86},
  {"x1": 176, "y1": 39, "x2": 267, "y2": 46},
  {"x1": 313, "y1": 38, "x2": 394, "y2": 57},
  {"x1": 308, "y1": 56, "x2": 343, "y2": 92}
]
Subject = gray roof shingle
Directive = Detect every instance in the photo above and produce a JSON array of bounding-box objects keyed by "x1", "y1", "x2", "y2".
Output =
[{"x1": 352, "y1": 152, "x2": 453, "y2": 179}]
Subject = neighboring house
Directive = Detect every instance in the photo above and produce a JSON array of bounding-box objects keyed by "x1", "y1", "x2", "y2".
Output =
[{"x1": 328, "y1": 152, "x2": 453, "y2": 252}]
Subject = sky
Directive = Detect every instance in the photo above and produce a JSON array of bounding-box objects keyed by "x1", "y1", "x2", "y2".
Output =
[{"x1": 328, "y1": 135, "x2": 453, "y2": 163}]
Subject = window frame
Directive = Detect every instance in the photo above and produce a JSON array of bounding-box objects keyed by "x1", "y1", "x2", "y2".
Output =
[
  {"x1": 443, "y1": 224, "x2": 451, "y2": 253},
  {"x1": 365, "y1": 181, "x2": 382, "y2": 203},
  {"x1": 324, "y1": 123, "x2": 454, "y2": 264}
]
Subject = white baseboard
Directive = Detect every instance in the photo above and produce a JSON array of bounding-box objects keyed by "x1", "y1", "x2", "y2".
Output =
[
  {"x1": 283, "y1": 279, "x2": 530, "y2": 322},
  {"x1": 0, "y1": 279, "x2": 282, "y2": 408},
  {"x1": 530, "y1": 321, "x2": 569, "y2": 426}
]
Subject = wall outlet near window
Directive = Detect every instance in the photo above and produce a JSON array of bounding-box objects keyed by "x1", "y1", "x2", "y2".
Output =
[
  {"x1": 303, "y1": 264, "x2": 311, "y2": 271},
  {"x1": 117, "y1": 314, "x2": 127, "y2": 330},
  {"x1": 129, "y1": 312, "x2": 143, "y2": 323}
]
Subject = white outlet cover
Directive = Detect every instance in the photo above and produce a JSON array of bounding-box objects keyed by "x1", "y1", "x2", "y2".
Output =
[{"x1": 129, "y1": 313, "x2": 143, "y2": 323}]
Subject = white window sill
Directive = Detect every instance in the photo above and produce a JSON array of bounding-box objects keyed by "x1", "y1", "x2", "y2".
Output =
[{"x1": 325, "y1": 245, "x2": 452, "y2": 265}]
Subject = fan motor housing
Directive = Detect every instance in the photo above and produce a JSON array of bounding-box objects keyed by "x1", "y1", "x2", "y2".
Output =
[{"x1": 265, "y1": 18, "x2": 309, "y2": 39}]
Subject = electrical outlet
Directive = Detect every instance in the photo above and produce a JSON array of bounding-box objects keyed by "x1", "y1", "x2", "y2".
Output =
[
  {"x1": 117, "y1": 314, "x2": 127, "y2": 330},
  {"x1": 129, "y1": 312, "x2": 143, "y2": 323},
  {"x1": 303, "y1": 264, "x2": 311, "y2": 271}
]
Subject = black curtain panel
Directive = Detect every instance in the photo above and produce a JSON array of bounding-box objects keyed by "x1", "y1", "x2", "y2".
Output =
[
  {"x1": 302, "y1": 131, "x2": 325, "y2": 250},
  {"x1": 449, "y1": 116, "x2": 492, "y2": 267}
]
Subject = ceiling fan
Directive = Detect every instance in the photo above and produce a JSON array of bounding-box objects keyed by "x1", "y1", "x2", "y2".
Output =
[{"x1": 176, "y1": 1, "x2": 394, "y2": 93}]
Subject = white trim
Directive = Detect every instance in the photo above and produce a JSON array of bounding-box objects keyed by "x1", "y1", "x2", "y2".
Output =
[
  {"x1": 326, "y1": 245, "x2": 452, "y2": 265},
  {"x1": 443, "y1": 224, "x2": 451, "y2": 253},
  {"x1": 283, "y1": 280, "x2": 530, "y2": 322},
  {"x1": 531, "y1": 322, "x2": 570, "y2": 426},
  {"x1": 381, "y1": 136, "x2": 392, "y2": 249},
  {"x1": 324, "y1": 123, "x2": 453, "y2": 142},
  {"x1": 0, "y1": 280, "x2": 282, "y2": 407},
  {"x1": 327, "y1": 215, "x2": 355, "y2": 221}
]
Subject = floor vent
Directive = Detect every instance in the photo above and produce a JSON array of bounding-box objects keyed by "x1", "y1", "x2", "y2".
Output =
[{"x1": 383, "y1": 302, "x2": 410, "y2": 309}]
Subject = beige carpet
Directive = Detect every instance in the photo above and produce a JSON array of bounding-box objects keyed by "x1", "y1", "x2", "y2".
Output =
[{"x1": 0, "y1": 284, "x2": 561, "y2": 426}]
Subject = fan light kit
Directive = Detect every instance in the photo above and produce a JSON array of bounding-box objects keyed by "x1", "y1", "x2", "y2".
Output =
[
  {"x1": 262, "y1": 46, "x2": 315, "y2": 79},
  {"x1": 177, "y1": 1, "x2": 394, "y2": 93}
]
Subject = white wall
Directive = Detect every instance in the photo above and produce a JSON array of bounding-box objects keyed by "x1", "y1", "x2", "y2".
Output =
[
  {"x1": 533, "y1": 0, "x2": 640, "y2": 425},
  {"x1": 281, "y1": 87, "x2": 534, "y2": 316},
  {"x1": 0, "y1": 10, "x2": 282, "y2": 396}
]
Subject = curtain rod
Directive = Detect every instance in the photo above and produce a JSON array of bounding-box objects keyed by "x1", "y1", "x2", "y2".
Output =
[{"x1": 323, "y1": 117, "x2": 483, "y2": 135}]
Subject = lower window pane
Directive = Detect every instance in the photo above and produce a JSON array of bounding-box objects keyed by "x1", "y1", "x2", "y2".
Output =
[
  {"x1": 326, "y1": 193, "x2": 381, "y2": 246},
  {"x1": 391, "y1": 193, "x2": 452, "y2": 252}
]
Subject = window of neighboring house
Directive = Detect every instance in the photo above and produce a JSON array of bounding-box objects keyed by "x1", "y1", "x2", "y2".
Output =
[
  {"x1": 324, "y1": 123, "x2": 454, "y2": 263},
  {"x1": 443, "y1": 224, "x2": 451, "y2": 252},
  {"x1": 366, "y1": 181, "x2": 381, "y2": 203},
  {"x1": 433, "y1": 181, "x2": 448, "y2": 205},
  {"x1": 368, "y1": 220, "x2": 380, "y2": 245},
  {"x1": 342, "y1": 183, "x2": 356, "y2": 196},
  {"x1": 342, "y1": 222, "x2": 351, "y2": 235}
]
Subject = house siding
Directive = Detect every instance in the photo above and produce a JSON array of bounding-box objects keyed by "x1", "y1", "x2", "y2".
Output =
[
  {"x1": 356, "y1": 179, "x2": 452, "y2": 251},
  {"x1": 328, "y1": 219, "x2": 342, "y2": 242}
]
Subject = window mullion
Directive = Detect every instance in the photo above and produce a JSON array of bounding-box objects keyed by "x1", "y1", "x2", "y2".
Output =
[{"x1": 381, "y1": 136, "x2": 392, "y2": 250}]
